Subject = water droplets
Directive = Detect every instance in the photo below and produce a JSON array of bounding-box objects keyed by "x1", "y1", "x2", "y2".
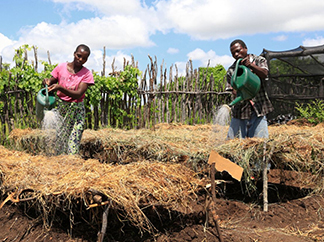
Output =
[
  {"x1": 214, "y1": 105, "x2": 231, "y2": 126},
  {"x1": 41, "y1": 109, "x2": 62, "y2": 156}
]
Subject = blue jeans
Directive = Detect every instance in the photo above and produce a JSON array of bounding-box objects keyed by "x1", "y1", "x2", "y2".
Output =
[{"x1": 227, "y1": 113, "x2": 269, "y2": 139}]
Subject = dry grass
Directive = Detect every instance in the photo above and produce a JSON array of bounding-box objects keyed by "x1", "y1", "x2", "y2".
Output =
[
  {"x1": 3, "y1": 122, "x2": 324, "y2": 233},
  {"x1": 0, "y1": 144, "x2": 203, "y2": 232},
  {"x1": 213, "y1": 123, "x2": 324, "y2": 190}
]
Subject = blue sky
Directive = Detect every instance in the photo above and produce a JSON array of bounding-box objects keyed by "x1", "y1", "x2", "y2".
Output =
[{"x1": 1, "y1": 0, "x2": 324, "y2": 75}]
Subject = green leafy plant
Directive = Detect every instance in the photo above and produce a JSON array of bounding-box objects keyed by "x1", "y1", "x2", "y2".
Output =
[
  {"x1": 86, "y1": 65, "x2": 141, "y2": 128},
  {"x1": 295, "y1": 99, "x2": 324, "y2": 124},
  {"x1": 199, "y1": 64, "x2": 227, "y2": 91}
]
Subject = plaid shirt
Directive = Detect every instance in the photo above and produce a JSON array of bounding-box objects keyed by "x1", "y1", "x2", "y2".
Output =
[{"x1": 226, "y1": 54, "x2": 274, "y2": 119}]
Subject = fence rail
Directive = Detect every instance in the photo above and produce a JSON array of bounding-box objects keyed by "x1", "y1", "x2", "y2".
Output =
[{"x1": 0, "y1": 51, "x2": 231, "y2": 144}]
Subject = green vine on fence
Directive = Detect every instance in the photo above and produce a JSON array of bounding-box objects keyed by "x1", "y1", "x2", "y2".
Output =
[
  {"x1": 1, "y1": 45, "x2": 142, "y2": 130},
  {"x1": 88, "y1": 65, "x2": 141, "y2": 127},
  {"x1": 1, "y1": 44, "x2": 228, "y2": 136}
]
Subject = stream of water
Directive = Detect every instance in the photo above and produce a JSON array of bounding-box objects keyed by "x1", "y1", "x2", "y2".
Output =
[
  {"x1": 214, "y1": 104, "x2": 231, "y2": 126},
  {"x1": 208, "y1": 104, "x2": 232, "y2": 147},
  {"x1": 41, "y1": 109, "x2": 62, "y2": 155}
]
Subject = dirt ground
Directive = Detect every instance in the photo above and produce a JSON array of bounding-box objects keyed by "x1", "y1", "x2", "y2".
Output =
[
  {"x1": 1, "y1": 120, "x2": 324, "y2": 241},
  {"x1": 1, "y1": 168, "x2": 324, "y2": 242}
]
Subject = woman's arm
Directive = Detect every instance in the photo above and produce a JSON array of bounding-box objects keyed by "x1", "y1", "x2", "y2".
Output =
[
  {"x1": 48, "y1": 82, "x2": 90, "y2": 100},
  {"x1": 43, "y1": 76, "x2": 58, "y2": 86}
]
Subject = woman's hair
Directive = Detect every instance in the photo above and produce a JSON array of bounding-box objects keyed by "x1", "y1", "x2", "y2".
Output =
[
  {"x1": 75, "y1": 44, "x2": 91, "y2": 55},
  {"x1": 230, "y1": 39, "x2": 247, "y2": 49}
]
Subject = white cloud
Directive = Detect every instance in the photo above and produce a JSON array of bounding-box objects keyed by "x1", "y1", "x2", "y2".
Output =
[
  {"x1": 302, "y1": 36, "x2": 324, "y2": 47},
  {"x1": 0, "y1": 15, "x2": 155, "y2": 69},
  {"x1": 88, "y1": 50, "x2": 133, "y2": 74},
  {"x1": 52, "y1": 0, "x2": 143, "y2": 15},
  {"x1": 155, "y1": 0, "x2": 324, "y2": 40},
  {"x1": 273, "y1": 35, "x2": 288, "y2": 42},
  {"x1": 2, "y1": 0, "x2": 324, "y2": 71},
  {"x1": 173, "y1": 61, "x2": 187, "y2": 76},
  {"x1": 167, "y1": 48, "x2": 179, "y2": 54},
  {"x1": 0, "y1": 33, "x2": 15, "y2": 53},
  {"x1": 187, "y1": 48, "x2": 233, "y2": 68},
  {"x1": 18, "y1": 16, "x2": 154, "y2": 52}
]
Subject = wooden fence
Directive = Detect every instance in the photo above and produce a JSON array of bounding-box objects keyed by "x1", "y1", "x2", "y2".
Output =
[
  {"x1": 127, "y1": 57, "x2": 230, "y2": 129},
  {"x1": 0, "y1": 52, "x2": 231, "y2": 144}
]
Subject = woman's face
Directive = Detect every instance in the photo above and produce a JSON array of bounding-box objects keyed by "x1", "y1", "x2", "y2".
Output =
[
  {"x1": 74, "y1": 48, "x2": 90, "y2": 66},
  {"x1": 230, "y1": 43, "x2": 248, "y2": 60}
]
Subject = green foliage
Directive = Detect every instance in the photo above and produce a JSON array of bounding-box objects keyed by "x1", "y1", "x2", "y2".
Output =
[
  {"x1": 87, "y1": 65, "x2": 141, "y2": 127},
  {"x1": 2, "y1": 45, "x2": 228, "y2": 131},
  {"x1": 0, "y1": 45, "x2": 56, "y2": 94},
  {"x1": 295, "y1": 100, "x2": 324, "y2": 124},
  {"x1": 199, "y1": 64, "x2": 226, "y2": 91},
  {"x1": 1, "y1": 45, "x2": 142, "y2": 130}
]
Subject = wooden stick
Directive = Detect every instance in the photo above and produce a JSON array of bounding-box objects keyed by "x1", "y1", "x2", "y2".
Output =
[
  {"x1": 87, "y1": 201, "x2": 110, "y2": 209},
  {"x1": 0, "y1": 189, "x2": 37, "y2": 209},
  {"x1": 263, "y1": 140, "x2": 268, "y2": 212},
  {"x1": 210, "y1": 164, "x2": 224, "y2": 242},
  {"x1": 97, "y1": 203, "x2": 110, "y2": 242}
]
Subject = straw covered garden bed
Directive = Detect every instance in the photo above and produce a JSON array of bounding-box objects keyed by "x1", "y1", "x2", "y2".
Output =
[{"x1": 1, "y1": 121, "x2": 324, "y2": 241}]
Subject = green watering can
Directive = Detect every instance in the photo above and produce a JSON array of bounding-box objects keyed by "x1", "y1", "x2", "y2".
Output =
[
  {"x1": 36, "y1": 85, "x2": 56, "y2": 121},
  {"x1": 229, "y1": 58, "x2": 261, "y2": 107}
]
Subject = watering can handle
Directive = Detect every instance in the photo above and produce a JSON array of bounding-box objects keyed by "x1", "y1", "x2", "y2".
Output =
[
  {"x1": 45, "y1": 84, "x2": 49, "y2": 107},
  {"x1": 231, "y1": 58, "x2": 242, "y2": 90}
]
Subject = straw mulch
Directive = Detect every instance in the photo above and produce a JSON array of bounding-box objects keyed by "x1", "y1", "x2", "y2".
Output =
[
  {"x1": 0, "y1": 145, "x2": 203, "y2": 233},
  {"x1": 215, "y1": 123, "x2": 324, "y2": 191},
  {"x1": 7, "y1": 122, "x2": 324, "y2": 181},
  {"x1": 4, "y1": 122, "x2": 324, "y2": 232},
  {"x1": 8, "y1": 123, "x2": 228, "y2": 172}
]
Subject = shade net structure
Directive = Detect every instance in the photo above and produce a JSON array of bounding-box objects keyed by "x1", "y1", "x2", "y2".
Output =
[{"x1": 261, "y1": 44, "x2": 324, "y2": 119}]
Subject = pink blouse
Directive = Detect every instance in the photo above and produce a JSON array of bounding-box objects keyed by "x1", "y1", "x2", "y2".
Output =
[{"x1": 51, "y1": 62, "x2": 94, "y2": 102}]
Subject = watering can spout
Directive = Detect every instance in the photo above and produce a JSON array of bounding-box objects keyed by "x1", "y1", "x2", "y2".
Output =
[
  {"x1": 229, "y1": 96, "x2": 243, "y2": 107},
  {"x1": 45, "y1": 85, "x2": 50, "y2": 107}
]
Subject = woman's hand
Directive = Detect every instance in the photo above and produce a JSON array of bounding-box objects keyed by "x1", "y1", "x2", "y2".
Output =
[
  {"x1": 47, "y1": 83, "x2": 61, "y2": 92},
  {"x1": 50, "y1": 82, "x2": 90, "y2": 100},
  {"x1": 43, "y1": 77, "x2": 58, "y2": 86},
  {"x1": 43, "y1": 78, "x2": 50, "y2": 86}
]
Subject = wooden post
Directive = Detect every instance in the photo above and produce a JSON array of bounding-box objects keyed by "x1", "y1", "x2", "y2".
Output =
[
  {"x1": 102, "y1": 46, "x2": 106, "y2": 77},
  {"x1": 158, "y1": 61, "x2": 163, "y2": 123},
  {"x1": 174, "y1": 64, "x2": 179, "y2": 122},
  {"x1": 47, "y1": 50, "x2": 51, "y2": 66},
  {"x1": 33, "y1": 46, "x2": 38, "y2": 72},
  {"x1": 166, "y1": 66, "x2": 170, "y2": 123},
  {"x1": 168, "y1": 65, "x2": 173, "y2": 123},
  {"x1": 210, "y1": 164, "x2": 224, "y2": 242},
  {"x1": 263, "y1": 140, "x2": 268, "y2": 212},
  {"x1": 210, "y1": 74, "x2": 215, "y2": 123},
  {"x1": 97, "y1": 204, "x2": 110, "y2": 242},
  {"x1": 319, "y1": 78, "x2": 324, "y2": 99}
]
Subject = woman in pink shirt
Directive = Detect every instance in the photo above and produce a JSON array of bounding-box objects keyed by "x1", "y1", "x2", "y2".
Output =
[{"x1": 43, "y1": 44, "x2": 94, "y2": 155}]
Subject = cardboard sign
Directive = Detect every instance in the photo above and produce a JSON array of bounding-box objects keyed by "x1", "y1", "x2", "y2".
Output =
[{"x1": 208, "y1": 150, "x2": 243, "y2": 181}]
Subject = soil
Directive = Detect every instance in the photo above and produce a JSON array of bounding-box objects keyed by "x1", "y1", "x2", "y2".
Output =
[
  {"x1": 1, "y1": 119, "x2": 324, "y2": 241},
  {"x1": 1, "y1": 168, "x2": 324, "y2": 242}
]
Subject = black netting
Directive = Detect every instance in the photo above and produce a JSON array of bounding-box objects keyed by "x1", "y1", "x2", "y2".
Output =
[{"x1": 261, "y1": 45, "x2": 324, "y2": 120}]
